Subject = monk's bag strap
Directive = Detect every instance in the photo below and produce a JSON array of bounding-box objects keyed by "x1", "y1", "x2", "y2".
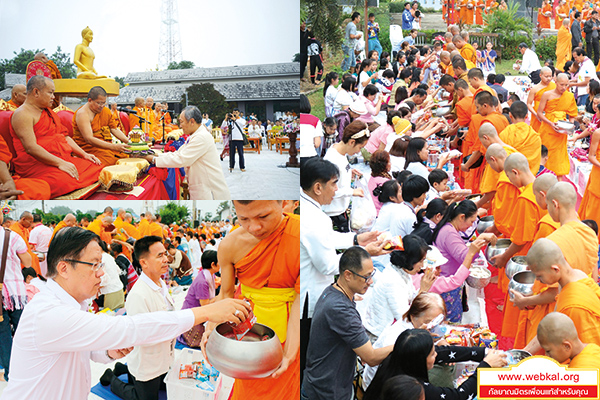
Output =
[{"x1": 0, "y1": 228, "x2": 11, "y2": 322}]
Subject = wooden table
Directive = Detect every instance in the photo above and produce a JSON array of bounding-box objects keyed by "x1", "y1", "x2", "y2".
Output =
[
  {"x1": 246, "y1": 137, "x2": 262, "y2": 154},
  {"x1": 276, "y1": 136, "x2": 290, "y2": 154}
]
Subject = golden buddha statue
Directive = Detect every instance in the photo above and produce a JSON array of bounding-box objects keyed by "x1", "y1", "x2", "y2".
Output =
[{"x1": 74, "y1": 26, "x2": 107, "y2": 79}]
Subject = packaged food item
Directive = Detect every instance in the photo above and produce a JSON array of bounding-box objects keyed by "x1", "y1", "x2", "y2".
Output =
[
  {"x1": 196, "y1": 381, "x2": 216, "y2": 391},
  {"x1": 179, "y1": 364, "x2": 195, "y2": 379},
  {"x1": 228, "y1": 299, "x2": 257, "y2": 340},
  {"x1": 378, "y1": 232, "x2": 404, "y2": 250}
]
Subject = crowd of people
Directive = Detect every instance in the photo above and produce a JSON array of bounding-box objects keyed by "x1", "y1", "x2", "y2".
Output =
[
  {"x1": 0, "y1": 200, "x2": 300, "y2": 399},
  {"x1": 300, "y1": 11, "x2": 600, "y2": 400}
]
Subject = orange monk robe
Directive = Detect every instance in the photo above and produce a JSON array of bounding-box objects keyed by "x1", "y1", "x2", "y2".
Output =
[
  {"x1": 138, "y1": 219, "x2": 150, "y2": 237},
  {"x1": 148, "y1": 222, "x2": 163, "y2": 238},
  {"x1": 538, "y1": 91, "x2": 578, "y2": 176},
  {"x1": 574, "y1": 0, "x2": 584, "y2": 11},
  {"x1": 50, "y1": 220, "x2": 69, "y2": 242},
  {"x1": 556, "y1": 24, "x2": 572, "y2": 71},
  {"x1": 10, "y1": 222, "x2": 41, "y2": 275},
  {"x1": 579, "y1": 148, "x2": 600, "y2": 224},
  {"x1": 530, "y1": 82, "x2": 556, "y2": 132},
  {"x1": 499, "y1": 122, "x2": 542, "y2": 176},
  {"x1": 538, "y1": 4, "x2": 552, "y2": 28},
  {"x1": 476, "y1": 113, "x2": 512, "y2": 194},
  {"x1": 6, "y1": 100, "x2": 19, "y2": 111},
  {"x1": 0, "y1": 134, "x2": 51, "y2": 199},
  {"x1": 547, "y1": 220, "x2": 599, "y2": 278},
  {"x1": 493, "y1": 172, "x2": 521, "y2": 292},
  {"x1": 87, "y1": 219, "x2": 112, "y2": 245},
  {"x1": 583, "y1": 7, "x2": 592, "y2": 25},
  {"x1": 111, "y1": 110, "x2": 126, "y2": 134},
  {"x1": 150, "y1": 111, "x2": 163, "y2": 142},
  {"x1": 446, "y1": 64, "x2": 455, "y2": 78},
  {"x1": 229, "y1": 214, "x2": 299, "y2": 400},
  {"x1": 471, "y1": 85, "x2": 498, "y2": 115},
  {"x1": 555, "y1": 4, "x2": 569, "y2": 28},
  {"x1": 459, "y1": 0, "x2": 469, "y2": 23},
  {"x1": 121, "y1": 222, "x2": 141, "y2": 240},
  {"x1": 9, "y1": 108, "x2": 103, "y2": 198},
  {"x1": 501, "y1": 183, "x2": 545, "y2": 339},
  {"x1": 463, "y1": 114, "x2": 487, "y2": 192},
  {"x1": 475, "y1": 0, "x2": 485, "y2": 24},
  {"x1": 569, "y1": 343, "x2": 600, "y2": 368},
  {"x1": 129, "y1": 106, "x2": 143, "y2": 130},
  {"x1": 556, "y1": 277, "x2": 600, "y2": 346},
  {"x1": 513, "y1": 213, "x2": 560, "y2": 351},
  {"x1": 72, "y1": 107, "x2": 127, "y2": 166},
  {"x1": 465, "y1": 0, "x2": 476, "y2": 23},
  {"x1": 142, "y1": 107, "x2": 155, "y2": 137},
  {"x1": 113, "y1": 217, "x2": 127, "y2": 242},
  {"x1": 45, "y1": 60, "x2": 62, "y2": 79},
  {"x1": 460, "y1": 43, "x2": 478, "y2": 65}
]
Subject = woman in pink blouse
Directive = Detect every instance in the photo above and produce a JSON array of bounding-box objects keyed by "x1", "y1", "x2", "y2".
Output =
[{"x1": 357, "y1": 84, "x2": 383, "y2": 131}]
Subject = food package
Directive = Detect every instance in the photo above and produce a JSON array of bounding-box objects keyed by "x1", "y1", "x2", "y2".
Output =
[
  {"x1": 179, "y1": 364, "x2": 195, "y2": 379},
  {"x1": 350, "y1": 177, "x2": 377, "y2": 233},
  {"x1": 196, "y1": 381, "x2": 216, "y2": 392},
  {"x1": 472, "y1": 327, "x2": 498, "y2": 349},
  {"x1": 98, "y1": 165, "x2": 138, "y2": 192},
  {"x1": 116, "y1": 158, "x2": 150, "y2": 176},
  {"x1": 378, "y1": 232, "x2": 404, "y2": 250},
  {"x1": 230, "y1": 309, "x2": 257, "y2": 340},
  {"x1": 424, "y1": 247, "x2": 448, "y2": 269}
]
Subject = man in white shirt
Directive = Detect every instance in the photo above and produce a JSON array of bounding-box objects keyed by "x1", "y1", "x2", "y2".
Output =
[
  {"x1": 299, "y1": 157, "x2": 389, "y2": 382},
  {"x1": 144, "y1": 106, "x2": 231, "y2": 200},
  {"x1": 28, "y1": 213, "x2": 52, "y2": 277},
  {"x1": 106, "y1": 235, "x2": 177, "y2": 399},
  {"x1": 186, "y1": 231, "x2": 203, "y2": 276},
  {"x1": 223, "y1": 109, "x2": 247, "y2": 173},
  {"x1": 570, "y1": 47, "x2": 600, "y2": 106},
  {"x1": 0, "y1": 212, "x2": 32, "y2": 382},
  {"x1": 1, "y1": 227, "x2": 251, "y2": 400},
  {"x1": 516, "y1": 43, "x2": 542, "y2": 83}
]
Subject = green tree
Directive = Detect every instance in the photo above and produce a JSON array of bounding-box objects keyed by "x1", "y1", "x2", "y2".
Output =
[
  {"x1": 302, "y1": 0, "x2": 344, "y2": 51},
  {"x1": 33, "y1": 208, "x2": 61, "y2": 225},
  {"x1": 0, "y1": 48, "x2": 42, "y2": 90},
  {"x1": 159, "y1": 202, "x2": 190, "y2": 225},
  {"x1": 293, "y1": 53, "x2": 301, "y2": 62},
  {"x1": 181, "y1": 83, "x2": 231, "y2": 125},
  {"x1": 203, "y1": 212, "x2": 213, "y2": 222},
  {"x1": 49, "y1": 46, "x2": 76, "y2": 79},
  {"x1": 215, "y1": 201, "x2": 229, "y2": 218},
  {"x1": 48, "y1": 205, "x2": 73, "y2": 216},
  {"x1": 168, "y1": 60, "x2": 195, "y2": 70},
  {"x1": 75, "y1": 210, "x2": 94, "y2": 223},
  {"x1": 483, "y1": 0, "x2": 532, "y2": 57},
  {"x1": 113, "y1": 76, "x2": 126, "y2": 88}
]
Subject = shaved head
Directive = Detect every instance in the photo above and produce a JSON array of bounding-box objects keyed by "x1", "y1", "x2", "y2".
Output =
[
  {"x1": 64, "y1": 213, "x2": 77, "y2": 226},
  {"x1": 505, "y1": 152, "x2": 530, "y2": 173},
  {"x1": 478, "y1": 122, "x2": 498, "y2": 139},
  {"x1": 446, "y1": 43, "x2": 457, "y2": 52},
  {"x1": 546, "y1": 182, "x2": 577, "y2": 207},
  {"x1": 533, "y1": 174, "x2": 558, "y2": 193},
  {"x1": 440, "y1": 51, "x2": 450, "y2": 63},
  {"x1": 556, "y1": 73, "x2": 569, "y2": 84},
  {"x1": 26, "y1": 75, "x2": 52, "y2": 94},
  {"x1": 11, "y1": 84, "x2": 26, "y2": 96},
  {"x1": 117, "y1": 208, "x2": 125, "y2": 217},
  {"x1": 538, "y1": 312, "x2": 579, "y2": 345},
  {"x1": 527, "y1": 238, "x2": 566, "y2": 273},
  {"x1": 485, "y1": 143, "x2": 507, "y2": 162},
  {"x1": 452, "y1": 34, "x2": 464, "y2": 44},
  {"x1": 450, "y1": 25, "x2": 460, "y2": 35}
]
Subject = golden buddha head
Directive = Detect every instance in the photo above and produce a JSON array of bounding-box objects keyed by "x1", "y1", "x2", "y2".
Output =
[{"x1": 82, "y1": 26, "x2": 93, "y2": 42}]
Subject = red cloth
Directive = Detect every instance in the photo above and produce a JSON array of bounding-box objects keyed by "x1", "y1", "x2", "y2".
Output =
[
  {"x1": 119, "y1": 112, "x2": 130, "y2": 134},
  {"x1": 87, "y1": 173, "x2": 170, "y2": 200},
  {"x1": 57, "y1": 110, "x2": 74, "y2": 137},
  {"x1": 9, "y1": 108, "x2": 103, "y2": 198}
]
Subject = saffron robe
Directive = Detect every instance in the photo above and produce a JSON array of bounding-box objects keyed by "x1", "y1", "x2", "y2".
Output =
[
  {"x1": 569, "y1": 343, "x2": 600, "y2": 368},
  {"x1": 230, "y1": 214, "x2": 300, "y2": 400},
  {"x1": 538, "y1": 91, "x2": 578, "y2": 176},
  {"x1": 494, "y1": 172, "x2": 521, "y2": 292},
  {"x1": 579, "y1": 144, "x2": 600, "y2": 224},
  {"x1": 499, "y1": 122, "x2": 542, "y2": 176},
  {"x1": 461, "y1": 43, "x2": 477, "y2": 65},
  {"x1": 556, "y1": 25, "x2": 573, "y2": 71},
  {"x1": 50, "y1": 221, "x2": 68, "y2": 242},
  {"x1": 556, "y1": 277, "x2": 600, "y2": 346},
  {"x1": 530, "y1": 82, "x2": 556, "y2": 132},
  {"x1": 73, "y1": 107, "x2": 127, "y2": 166},
  {"x1": 9, "y1": 108, "x2": 103, "y2": 198},
  {"x1": 538, "y1": 3, "x2": 552, "y2": 28},
  {"x1": 0, "y1": 134, "x2": 50, "y2": 199},
  {"x1": 10, "y1": 222, "x2": 41, "y2": 276},
  {"x1": 547, "y1": 220, "x2": 599, "y2": 278}
]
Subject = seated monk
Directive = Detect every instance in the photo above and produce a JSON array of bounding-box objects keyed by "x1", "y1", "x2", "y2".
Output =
[
  {"x1": 9, "y1": 76, "x2": 104, "y2": 198},
  {"x1": 34, "y1": 52, "x2": 62, "y2": 79},
  {"x1": 109, "y1": 102, "x2": 126, "y2": 133},
  {"x1": 72, "y1": 86, "x2": 130, "y2": 166},
  {"x1": 537, "y1": 312, "x2": 600, "y2": 369},
  {"x1": 6, "y1": 84, "x2": 26, "y2": 111},
  {"x1": 0, "y1": 134, "x2": 51, "y2": 200},
  {"x1": 524, "y1": 238, "x2": 600, "y2": 353},
  {"x1": 144, "y1": 97, "x2": 157, "y2": 140},
  {"x1": 129, "y1": 97, "x2": 146, "y2": 133},
  {"x1": 537, "y1": 73, "x2": 578, "y2": 178}
]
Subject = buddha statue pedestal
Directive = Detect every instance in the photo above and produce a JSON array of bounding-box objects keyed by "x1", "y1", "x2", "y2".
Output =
[{"x1": 53, "y1": 78, "x2": 119, "y2": 98}]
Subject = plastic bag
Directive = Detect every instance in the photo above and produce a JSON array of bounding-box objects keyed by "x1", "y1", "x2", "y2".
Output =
[{"x1": 350, "y1": 177, "x2": 377, "y2": 233}]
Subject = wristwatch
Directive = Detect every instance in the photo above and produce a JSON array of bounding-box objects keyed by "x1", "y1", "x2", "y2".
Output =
[{"x1": 353, "y1": 234, "x2": 359, "y2": 246}]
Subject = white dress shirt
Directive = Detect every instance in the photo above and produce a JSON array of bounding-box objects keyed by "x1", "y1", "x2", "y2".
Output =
[
  {"x1": 2, "y1": 279, "x2": 194, "y2": 400},
  {"x1": 126, "y1": 273, "x2": 176, "y2": 381},
  {"x1": 29, "y1": 224, "x2": 52, "y2": 277},
  {"x1": 99, "y1": 252, "x2": 124, "y2": 295},
  {"x1": 155, "y1": 124, "x2": 231, "y2": 200},
  {"x1": 322, "y1": 146, "x2": 354, "y2": 216},
  {"x1": 521, "y1": 48, "x2": 542, "y2": 74},
  {"x1": 300, "y1": 191, "x2": 355, "y2": 318}
]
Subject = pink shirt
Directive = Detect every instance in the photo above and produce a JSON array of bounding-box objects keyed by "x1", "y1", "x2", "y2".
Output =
[
  {"x1": 365, "y1": 124, "x2": 393, "y2": 154},
  {"x1": 368, "y1": 175, "x2": 390, "y2": 214},
  {"x1": 411, "y1": 264, "x2": 470, "y2": 294},
  {"x1": 356, "y1": 95, "x2": 378, "y2": 124}
]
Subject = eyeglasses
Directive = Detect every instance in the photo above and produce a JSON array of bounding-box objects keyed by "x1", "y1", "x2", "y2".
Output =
[
  {"x1": 63, "y1": 259, "x2": 105, "y2": 272},
  {"x1": 350, "y1": 268, "x2": 376, "y2": 282}
]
